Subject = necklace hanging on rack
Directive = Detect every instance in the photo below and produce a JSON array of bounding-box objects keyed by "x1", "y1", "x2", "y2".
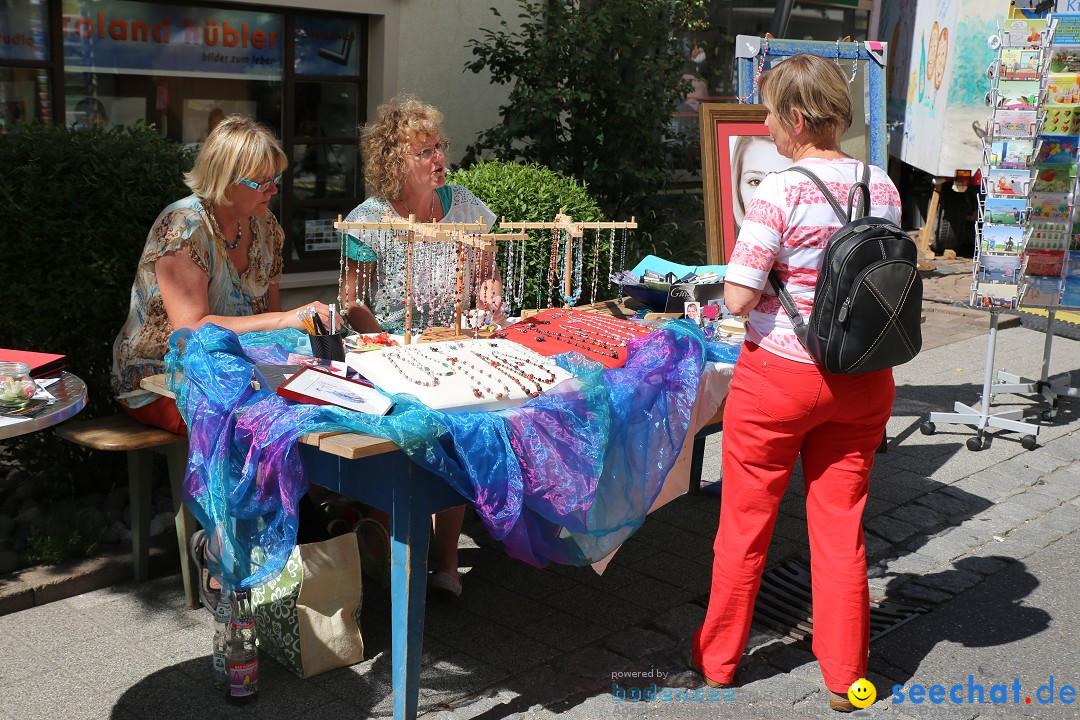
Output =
[
  {"x1": 836, "y1": 39, "x2": 859, "y2": 84},
  {"x1": 547, "y1": 227, "x2": 561, "y2": 309},
  {"x1": 735, "y1": 36, "x2": 770, "y2": 103},
  {"x1": 516, "y1": 236, "x2": 527, "y2": 308},
  {"x1": 590, "y1": 229, "x2": 602, "y2": 304},
  {"x1": 384, "y1": 350, "x2": 443, "y2": 387},
  {"x1": 566, "y1": 232, "x2": 583, "y2": 306},
  {"x1": 502, "y1": 231, "x2": 515, "y2": 311}
]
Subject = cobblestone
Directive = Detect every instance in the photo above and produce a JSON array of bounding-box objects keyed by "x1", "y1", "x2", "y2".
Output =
[
  {"x1": 906, "y1": 534, "x2": 971, "y2": 564},
  {"x1": 1028, "y1": 470, "x2": 1080, "y2": 502},
  {"x1": 895, "y1": 581, "x2": 952, "y2": 605},
  {"x1": 864, "y1": 515, "x2": 921, "y2": 544},
  {"x1": 913, "y1": 567, "x2": 983, "y2": 595},
  {"x1": 890, "y1": 504, "x2": 947, "y2": 532},
  {"x1": 914, "y1": 488, "x2": 982, "y2": 519},
  {"x1": 603, "y1": 627, "x2": 675, "y2": 661}
]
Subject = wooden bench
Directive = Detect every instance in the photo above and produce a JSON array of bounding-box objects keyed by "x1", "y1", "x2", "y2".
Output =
[{"x1": 55, "y1": 414, "x2": 199, "y2": 608}]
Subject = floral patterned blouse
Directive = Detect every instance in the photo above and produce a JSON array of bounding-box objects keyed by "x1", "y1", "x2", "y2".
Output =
[{"x1": 111, "y1": 195, "x2": 284, "y2": 408}]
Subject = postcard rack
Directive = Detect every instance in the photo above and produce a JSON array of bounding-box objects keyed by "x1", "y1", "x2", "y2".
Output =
[
  {"x1": 924, "y1": 13, "x2": 1056, "y2": 450},
  {"x1": 334, "y1": 214, "x2": 524, "y2": 343}
]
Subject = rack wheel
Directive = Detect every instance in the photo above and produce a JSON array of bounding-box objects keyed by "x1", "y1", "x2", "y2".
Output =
[
  {"x1": 920, "y1": 421, "x2": 936, "y2": 436},
  {"x1": 1022, "y1": 434, "x2": 1038, "y2": 451},
  {"x1": 966, "y1": 435, "x2": 985, "y2": 451}
]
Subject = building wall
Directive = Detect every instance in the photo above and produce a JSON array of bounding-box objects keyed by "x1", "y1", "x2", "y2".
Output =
[{"x1": 396, "y1": 0, "x2": 523, "y2": 165}]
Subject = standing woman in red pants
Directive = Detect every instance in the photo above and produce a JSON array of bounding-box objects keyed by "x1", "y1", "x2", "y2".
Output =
[{"x1": 685, "y1": 54, "x2": 902, "y2": 713}]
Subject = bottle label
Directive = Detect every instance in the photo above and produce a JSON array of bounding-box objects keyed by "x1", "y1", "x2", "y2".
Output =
[
  {"x1": 228, "y1": 659, "x2": 258, "y2": 696},
  {"x1": 213, "y1": 651, "x2": 227, "y2": 676},
  {"x1": 231, "y1": 615, "x2": 254, "y2": 631}
]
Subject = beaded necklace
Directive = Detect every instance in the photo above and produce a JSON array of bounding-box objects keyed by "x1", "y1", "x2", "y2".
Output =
[
  {"x1": 504, "y1": 324, "x2": 619, "y2": 359},
  {"x1": 383, "y1": 350, "x2": 442, "y2": 387},
  {"x1": 565, "y1": 233, "x2": 583, "y2": 306},
  {"x1": 206, "y1": 205, "x2": 246, "y2": 250},
  {"x1": 547, "y1": 227, "x2": 560, "y2": 309},
  {"x1": 445, "y1": 344, "x2": 511, "y2": 399},
  {"x1": 488, "y1": 348, "x2": 557, "y2": 384},
  {"x1": 590, "y1": 229, "x2": 602, "y2": 304},
  {"x1": 565, "y1": 312, "x2": 650, "y2": 340}
]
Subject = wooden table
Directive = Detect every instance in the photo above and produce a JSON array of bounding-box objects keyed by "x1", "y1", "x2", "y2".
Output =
[
  {"x1": 0, "y1": 373, "x2": 87, "y2": 441},
  {"x1": 142, "y1": 330, "x2": 733, "y2": 720}
]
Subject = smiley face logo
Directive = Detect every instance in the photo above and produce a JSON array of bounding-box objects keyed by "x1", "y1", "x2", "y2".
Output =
[{"x1": 848, "y1": 678, "x2": 876, "y2": 708}]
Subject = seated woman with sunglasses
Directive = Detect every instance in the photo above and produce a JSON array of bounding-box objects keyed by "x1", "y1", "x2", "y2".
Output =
[
  {"x1": 111, "y1": 114, "x2": 332, "y2": 434},
  {"x1": 340, "y1": 95, "x2": 503, "y2": 335}
]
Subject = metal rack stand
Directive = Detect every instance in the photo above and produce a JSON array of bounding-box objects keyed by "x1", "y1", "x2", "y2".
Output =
[
  {"x1": 995, "y1": 310, "x2": 1080, "y2": 421},
  {"x1": 921, "y1": 312, "x2": 1040, "y2": 451}
]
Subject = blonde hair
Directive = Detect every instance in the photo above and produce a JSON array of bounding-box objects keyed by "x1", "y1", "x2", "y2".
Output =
[
  {"x1": 184, "y1": 114, "x2": 287, "y2": 206},
  {"x1": 360, "y1": 96, "x2": 444, "y2": 199},
  {"x1": 759, "y1": 54, "x2": 852, "y2": 140}
]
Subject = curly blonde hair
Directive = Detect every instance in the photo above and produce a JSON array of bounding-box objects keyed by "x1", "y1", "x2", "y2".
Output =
[
  {"x1": 360, "y1": 96, "x2": 445, "y2": 199},
  {"x1": 184, "y1": 114, "x2": 286, "y2": 206}
]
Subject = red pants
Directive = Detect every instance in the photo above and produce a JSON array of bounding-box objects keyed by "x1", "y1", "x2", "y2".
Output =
[
  {"x1": 693, "y1": 342, "x2": 894, "y2": 693},
  {"x1": 121, "y1": 396, "x2": 187, "y2": 435}
]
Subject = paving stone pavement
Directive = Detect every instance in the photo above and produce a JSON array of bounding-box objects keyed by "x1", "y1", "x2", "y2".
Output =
[{"x1": 4, "y1": 267, "x2": 1080, "y2": 718}]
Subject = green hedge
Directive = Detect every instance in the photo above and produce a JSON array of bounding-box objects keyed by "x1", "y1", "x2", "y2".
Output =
[
  {"x1": 448, "y1": 160, "x2": 620, "y2": 311},
  {"x1": 0, "y1": 122, "x2": 194, "y2": 484}
]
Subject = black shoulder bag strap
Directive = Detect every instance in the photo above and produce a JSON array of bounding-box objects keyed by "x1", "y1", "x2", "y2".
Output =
[{"x1": 766, "y1": 163, "x2": 870, "y2": 345}]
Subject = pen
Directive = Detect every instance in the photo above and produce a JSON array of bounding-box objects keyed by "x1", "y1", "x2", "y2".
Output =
[
  {"x1": 313, "y1": 311, "x2": 328, "y2": 336},
  {"x1": 329, "y1": 304, "x2": 337, "y2": 334}
]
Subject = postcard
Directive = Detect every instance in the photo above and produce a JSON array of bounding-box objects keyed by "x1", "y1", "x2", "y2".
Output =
[
  {"x1": 990, "y1": 139, "x2": 1035, "y2": 168},
  {"x1": 1041, "y1": 105, "x2": 1080, "y2": 135},
  {"x1": 997, "y1": 80, "x2": 1041, "y2": 109},
  {"x1": 1024, "y1": 248, "x2": 1065, "y2": 276},
  {"x1": 1021, "y1": 277, "x2": 1063, "y2": 307},
  {"x1": 1001, "y1": 18, "x2": 1047, "y2": 47},
  {"x1": 1063, "y1": 271, "x2": 1080, "y2": 306},
  {"x1": 1027, "y1": 220, "x2": 1071, "y2": 250},
  {"x1": 1035, "y1": 135, "x2": 1080, "y2": 164},
  {"x1": 1000, "y1": 48, "x2": 1041, "y2": 80},
  {"x1": 1032, "y1": 163, "x2": 1076, "y2": 193},
  {"x1": 981, "y1": 224, "x2": 1025, "y2": 254},
  {"x1": 993, "y1": 109, "x2": 1039, "y2": 138},
  {"x1": 1045, "y1": 74, "x2": 1080, "y2": 104},
  {"x1": 1052, "y1": 14, "x2": 1080, "y2": 45},
  {"x1": 983, "y1": 196, "x2": 1028, "y2": 225},
  {"x1": 277, "y1": 366, "x2": 393, "y2": 415},
  {"x1": 1028, "y1": 193, "x2": 1072, "y2": 222},
  {"x1": 972, "y1": 284, "x2": 1019, "y2": 309},
  {"x1": 978, "y1": 253, "x2": 1022, "y2": 283},
  {"x1": 986, "y1": 168, "x2": 1032, "y2": 196},
  {"x1": 1048, "y1": 47, "x2": 1080, "y2": 74}
]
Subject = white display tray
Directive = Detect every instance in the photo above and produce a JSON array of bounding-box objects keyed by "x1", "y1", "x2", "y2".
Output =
[{"x1": 346, "y1": 338, "x2": 573, "y2": 413}]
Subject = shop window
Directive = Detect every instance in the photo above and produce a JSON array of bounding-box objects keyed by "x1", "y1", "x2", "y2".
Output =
[{"x1": 0, "y1": 67, "x2": 51, "y2": 130}]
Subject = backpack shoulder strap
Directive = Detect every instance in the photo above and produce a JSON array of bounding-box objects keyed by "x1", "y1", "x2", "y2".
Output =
[
  {"x1": 846, "y1": 162, "x2": 872, "y2": 221},
  {"x1": 786, "y1": 165, "x2": 848, "y2": 224}
]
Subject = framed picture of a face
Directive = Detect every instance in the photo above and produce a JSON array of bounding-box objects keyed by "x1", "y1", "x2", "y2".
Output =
[{"x1": 699, "y1": 103, "x2": 785, "y2": 265}]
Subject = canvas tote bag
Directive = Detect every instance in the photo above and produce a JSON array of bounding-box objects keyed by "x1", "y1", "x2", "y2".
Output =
[{"x1": 251, "y1": 532, "x2": 364, "y2": 678}]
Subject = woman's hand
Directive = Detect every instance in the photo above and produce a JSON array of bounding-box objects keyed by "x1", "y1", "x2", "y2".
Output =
[{"x1": 287, "y1": 301, "x2": 332, "y2": 332}]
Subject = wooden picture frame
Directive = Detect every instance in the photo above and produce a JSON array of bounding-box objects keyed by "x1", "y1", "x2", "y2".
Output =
[{"x1": 699, "y1": 103, "x2": 779, "y2": 265}]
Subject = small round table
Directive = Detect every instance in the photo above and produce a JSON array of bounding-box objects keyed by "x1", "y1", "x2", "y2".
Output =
[{"x1": 0, "y1": 373, "x2": 87, "y2": 441}]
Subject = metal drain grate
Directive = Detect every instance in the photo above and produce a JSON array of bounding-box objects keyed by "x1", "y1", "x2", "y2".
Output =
[{"x1": 753, "y1": 560, "x2": 928, "y2": 642}]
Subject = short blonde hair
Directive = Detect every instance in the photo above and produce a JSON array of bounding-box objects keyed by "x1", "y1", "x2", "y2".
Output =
[
  {"x1": 759, "y1": 54, "x2": 852, "y2": 140},
  {"x1": 184, "y1": 114, "x2": 287, "y2": 206},
  {"x1": 360, "y1": 96, "x2": 444, "y2": 199}
]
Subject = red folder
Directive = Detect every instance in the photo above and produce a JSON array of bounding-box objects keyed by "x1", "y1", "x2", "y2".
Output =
[{"x1": 0, "y1": 349, "x2": 67, "y2": 378}]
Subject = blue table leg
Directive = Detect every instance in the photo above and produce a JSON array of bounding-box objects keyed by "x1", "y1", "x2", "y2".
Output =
[
  {"x1": 391, "y1": 462, "x2": 432, "y2": 720},
  {"x1": 299, "y1": 444, "x2": 466, "y2": 720}
]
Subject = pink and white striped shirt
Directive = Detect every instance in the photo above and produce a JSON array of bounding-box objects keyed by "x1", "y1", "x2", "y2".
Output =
[{"x1": 725, "y1": 157, "x2": 903, "y2": 363}]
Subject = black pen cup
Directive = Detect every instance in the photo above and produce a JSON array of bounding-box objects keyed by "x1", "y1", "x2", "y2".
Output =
[{"x1": 310, "y1": 332, "x2": 346, "y2": 362}]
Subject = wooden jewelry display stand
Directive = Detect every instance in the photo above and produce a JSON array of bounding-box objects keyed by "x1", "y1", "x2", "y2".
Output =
[
  {"x1": 335, "y1": 215, "x2": 524, "y2": 345},
  {"x1": 498, "y1": 213, "x2": 637, "y2": 311}
]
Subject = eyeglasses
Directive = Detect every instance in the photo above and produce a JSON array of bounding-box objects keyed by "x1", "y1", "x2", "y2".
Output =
[
  {"x1": 406, "y1": 140, "x2": 449, "y2": 161},
  {"x1": 235, "y1": 173, "x2": 282, "y2": 192}
]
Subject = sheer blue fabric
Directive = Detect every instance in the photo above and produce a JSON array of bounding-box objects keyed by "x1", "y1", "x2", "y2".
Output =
[{"x1": 167, "y1": 321, "x2": 738, "y2": 590}]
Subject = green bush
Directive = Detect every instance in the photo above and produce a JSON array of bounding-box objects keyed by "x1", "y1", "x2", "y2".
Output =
[
  {"x1": 0, "y1": 122, "x2": 194, "y2": 487},
  {"x1": 449, "y1": 160, "x2": 620, "y2": 311}
]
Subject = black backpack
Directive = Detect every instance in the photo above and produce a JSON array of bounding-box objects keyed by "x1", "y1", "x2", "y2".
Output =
[{"x1": 767, "y1": 163, "x2": 922, "y2": 374}]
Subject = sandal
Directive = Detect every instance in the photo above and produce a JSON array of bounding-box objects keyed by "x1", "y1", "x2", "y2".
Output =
[
  {"x1": 188, "y1": 529, "x2": 220, "y2": 613},
  {"x1": 353, "y1": 517, "x2": 391, "y2": 590}
]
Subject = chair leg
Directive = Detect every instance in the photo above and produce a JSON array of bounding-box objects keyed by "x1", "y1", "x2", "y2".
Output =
[
  {"x1": 163, "y1": 441, "x2": 199, "y2": 609},
  {"x1": 127, "y1": 449, "x2": 154, "y2": 583}
]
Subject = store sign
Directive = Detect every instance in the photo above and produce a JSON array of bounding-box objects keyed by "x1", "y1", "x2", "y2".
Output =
[
  {"x1": 61, "y1": 0, "x2": 283, "y2": 79},
  {"x1": 0, "y1": 0, "x2": 50, "y2": 62}
]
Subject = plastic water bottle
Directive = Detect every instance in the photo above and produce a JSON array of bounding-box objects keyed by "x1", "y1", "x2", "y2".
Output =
[
  {"x1": 211, "y1": 588, "x2": 231, "y2": 690},
  {"x1": 225, "y1": 589, "x2": 258, "y2": 704}
]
